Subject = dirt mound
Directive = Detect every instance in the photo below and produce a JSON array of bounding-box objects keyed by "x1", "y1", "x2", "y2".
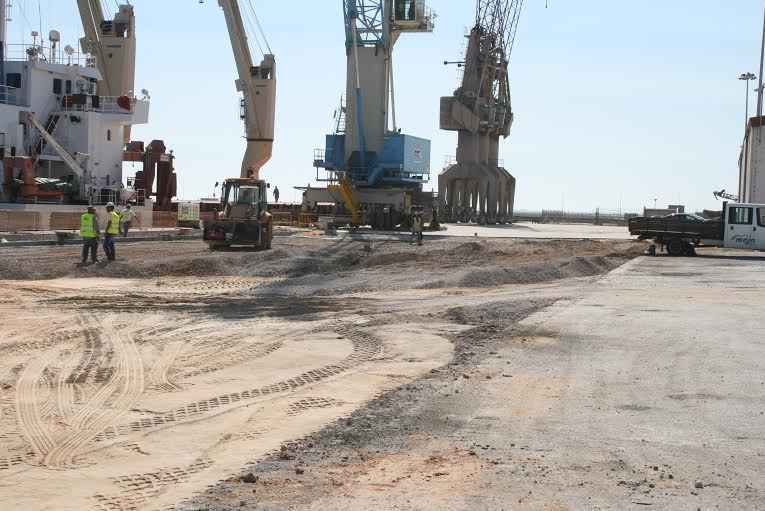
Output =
[
  {"x1": 449, "y1": 241, "x2": 487, "y2": 258},
  {"x1": 445, "y1": 298, "x2": 550, "y2": 326},
  {"x1": 457, "y1": 255, "x2": 624, "y2": 288},
  {"x1": 0, "y1": 238, "x2": 644, "y2": 284}
]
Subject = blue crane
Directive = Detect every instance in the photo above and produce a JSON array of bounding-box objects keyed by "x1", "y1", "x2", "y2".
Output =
[{"x1": 314, "y1": 0, "x2": 436, "y2": 190}]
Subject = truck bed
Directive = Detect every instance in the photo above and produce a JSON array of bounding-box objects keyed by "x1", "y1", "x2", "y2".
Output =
[{"x1": 629, "y1": 217, "x2": 724, "y2": 241}]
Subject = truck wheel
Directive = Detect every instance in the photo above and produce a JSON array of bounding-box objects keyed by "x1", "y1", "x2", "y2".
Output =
[{"x1": 666, "y1": 238, "x2": 684, "y2": 257}]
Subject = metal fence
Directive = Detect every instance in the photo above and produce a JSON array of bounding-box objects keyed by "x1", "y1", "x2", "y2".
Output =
[
  {"x1": 512, "y1": 209, "x2": 639, "y2": 226},
  {"x1": 0, "y1": 211, "x2": 43, "y2": 232},
  {"x1": 0, "y1": 210, "x2": 183, "y2": 232}
]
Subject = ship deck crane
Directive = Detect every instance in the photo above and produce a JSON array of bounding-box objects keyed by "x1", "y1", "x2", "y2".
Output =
[{"x1": 76, "y1": 0, "x2": 136, "y2": 144}]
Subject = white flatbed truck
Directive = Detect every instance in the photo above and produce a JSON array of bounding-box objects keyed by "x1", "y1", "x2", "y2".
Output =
[{"x1": 629, "y1": 203, "x2": 765, "y2": 256}]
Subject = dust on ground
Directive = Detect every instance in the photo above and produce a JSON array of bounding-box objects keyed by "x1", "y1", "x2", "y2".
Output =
[{"x1": 0, "y1": 236, "x2": 646, "y2": 510}]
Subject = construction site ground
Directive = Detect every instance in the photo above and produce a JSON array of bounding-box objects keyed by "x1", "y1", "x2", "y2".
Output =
[
  {"x1": 0, "y1": 221, "x2": 631, "y2": 246},
  {"x1": 0, "y1": 237, "x2": 762, "y2": 510}
]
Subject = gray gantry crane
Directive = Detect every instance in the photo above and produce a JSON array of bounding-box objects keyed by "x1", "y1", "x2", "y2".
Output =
[{"x1": 439, "y1": 0, "x2": 524, "y2": 224}]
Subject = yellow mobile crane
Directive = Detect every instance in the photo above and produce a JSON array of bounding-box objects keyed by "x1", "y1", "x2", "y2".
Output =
[{"x1": 199, "y1": 0, "x2": 276, "y2": 249}]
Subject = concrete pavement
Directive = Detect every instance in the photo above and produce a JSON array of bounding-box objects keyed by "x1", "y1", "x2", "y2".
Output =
[
  {"x1": 440, "y1": 221, "x2": 631, "y2": 239},
  {"x1": 490, "y1": 249, "x2": 765, "y2": 509}
]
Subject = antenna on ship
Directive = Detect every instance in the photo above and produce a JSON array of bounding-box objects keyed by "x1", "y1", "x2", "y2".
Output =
[
  {"x1": 64, "y1": 44, "x2": 74, "y2": 65},
  {"x1": 0, "y1": 1, "x2": 7, "y2": 102},
  {"x1": 0, "y1": 1, "x2": 8, "y2": 58},
  {"x1": 49, "y1": 30, "x2": 60, "y2": 63}
]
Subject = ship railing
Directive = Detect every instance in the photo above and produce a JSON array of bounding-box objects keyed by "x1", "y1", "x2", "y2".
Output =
[
  {"x1": 90, "y1": 187, "x2": 142, "y2": 206},
  {"x1": 4, "y1": 43, "x2": 95, "y2": 67},
  {"x1": 417, "y1": 4, "x2": 437, "y2": 31},
  {"x1": 394, "y1": 1, "x2": 436, "y2": 31},
  {"x1": 125, "y1": 188, "x2": 147, "y2": 206},
  {"x1": 59, "y1": 95, "x2": 135, "y2": 115},
  {"x1": 88, "y1": 188, "x2": 119, "y2": 206},
  {"x1": 0, "y1": 85, "x2": 24, "y2": 106}
]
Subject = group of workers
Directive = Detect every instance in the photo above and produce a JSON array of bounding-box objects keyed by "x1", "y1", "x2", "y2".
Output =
[{"x1": 79, "y1": 203, "x2": 138, "y2": 265}]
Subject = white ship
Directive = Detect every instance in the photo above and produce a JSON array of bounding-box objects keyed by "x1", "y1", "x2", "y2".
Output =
[{"x1": 0, "y1": 2, "x2": 176, "y2": 228}]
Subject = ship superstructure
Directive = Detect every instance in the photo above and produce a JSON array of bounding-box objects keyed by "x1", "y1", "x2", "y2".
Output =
[{"x1": 0, "y1": 1, "x2": 152, "y2": 206}]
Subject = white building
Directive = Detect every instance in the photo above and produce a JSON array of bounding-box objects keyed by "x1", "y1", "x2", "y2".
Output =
[{"x1": 739, "y1": 117, "x2": 765, "y2": 204}]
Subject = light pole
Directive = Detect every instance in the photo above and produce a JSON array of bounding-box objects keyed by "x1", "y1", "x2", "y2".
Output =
[{"x1": 740, "y1": 72, "x2": 757, "y2": 130}]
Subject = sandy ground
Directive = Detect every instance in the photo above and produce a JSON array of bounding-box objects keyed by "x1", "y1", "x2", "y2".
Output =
[
  {"x1": 0, "y1": 237, "x2": 642, "y2": 510},
  {"x1": 179, "y1": 248, "x2": 765, "y2": 511}
]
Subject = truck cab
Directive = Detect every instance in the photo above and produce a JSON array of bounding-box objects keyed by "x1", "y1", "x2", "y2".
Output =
[
  {"x1": 203, "y1": 178, "x2": 273, "y2": 250},
  {"x1": 724, "y1": 203, "x2": 765, "y2": 250}
]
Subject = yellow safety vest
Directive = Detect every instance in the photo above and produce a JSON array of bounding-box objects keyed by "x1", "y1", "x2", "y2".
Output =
[
  {"x1": 106, "y1": 212, "x2": 120, "y2": 235},
  {"x1": 80, "y1": 214, "x2": 97, "y2": 238},
  {"x1": 120, "y1": 209, "x2": 134, "y2": 222}
]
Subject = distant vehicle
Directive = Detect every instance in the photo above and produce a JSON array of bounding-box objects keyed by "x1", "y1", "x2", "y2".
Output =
[{"x1": 629, "y1": 202, "x2": 765, "y2": 256}]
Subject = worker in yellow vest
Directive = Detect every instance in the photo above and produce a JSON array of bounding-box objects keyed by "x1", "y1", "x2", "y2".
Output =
[
  {"x1": 119, "y1": 204, "x2": 139, "y2": 237},
  {"x1": 411, "y1": 212, "x2": 424, "y2": 246},
  {"x1": 80, "y1": 206, "x2": 100, "y2": 265},
  {"x1": 103, "y1": 202, "x2": 120, "y2": 262}
]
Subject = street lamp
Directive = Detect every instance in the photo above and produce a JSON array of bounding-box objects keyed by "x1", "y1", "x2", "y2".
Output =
[{"x1": 740, "y1": 72, "x2": 757, "y2": 130}]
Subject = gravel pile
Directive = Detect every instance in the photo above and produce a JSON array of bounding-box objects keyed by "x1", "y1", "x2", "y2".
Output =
[{"x1": 0, "y1": 237, "x2": 645, "y2": 285}]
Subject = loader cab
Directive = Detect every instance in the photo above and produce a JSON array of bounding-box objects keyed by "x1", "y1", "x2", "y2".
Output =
[{"x1": 222, "y1": 179, "x2": 267, "y2": 220}]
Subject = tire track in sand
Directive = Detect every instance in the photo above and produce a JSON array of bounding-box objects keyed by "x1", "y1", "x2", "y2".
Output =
[
  {"x1": 43, "y1": 316, "x2": 145, "y2": 466},
  {"x1": 15, "y1": 349, "x2": 60, "y2": 456},
  {"x1": 148, "y1": 341, "x2": 184, "y2": 392},
  {"x1": 57, "y1": 348, "x2": 83, "y2": 423},
  {"x1": 96, "y1": 324, "x2": 381, "y2": 440}
]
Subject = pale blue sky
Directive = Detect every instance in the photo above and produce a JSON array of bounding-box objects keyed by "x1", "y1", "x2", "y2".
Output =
[{"x1": 8, "y1": 0, "x2": 764, "y2": 212}]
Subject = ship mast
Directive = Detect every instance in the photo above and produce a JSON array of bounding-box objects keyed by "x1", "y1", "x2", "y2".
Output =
[{"x1": 0, "y1": 0, "x2": 7, "y2": 97}]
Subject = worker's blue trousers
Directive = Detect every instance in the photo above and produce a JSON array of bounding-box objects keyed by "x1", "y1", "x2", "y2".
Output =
[{"x1": 103, "y1": 234, "x2": 116, "y2": 261}]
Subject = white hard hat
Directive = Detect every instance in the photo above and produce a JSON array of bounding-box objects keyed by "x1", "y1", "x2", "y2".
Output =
[{"x1": 106, "y1": 202, "x2": 115, "y2": 208}]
